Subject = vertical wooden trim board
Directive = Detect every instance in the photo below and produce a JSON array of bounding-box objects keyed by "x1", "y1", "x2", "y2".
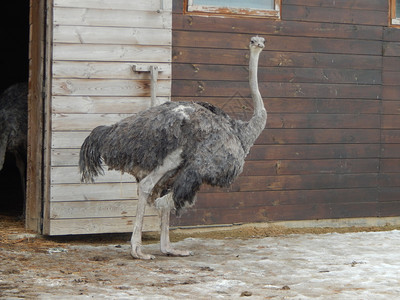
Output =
[{"x1": 44, "y1": 0, "x2": 172, "y2": 235}]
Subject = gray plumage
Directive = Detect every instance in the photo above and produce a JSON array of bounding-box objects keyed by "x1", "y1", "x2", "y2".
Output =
[
  {"x1": 80, "y1": 36, "x2": 266, "y2": 259},
  {"x1": 0, "y1": 82, "x2": 28, "y2": 177},
  {"x1": 80, "y1": 100, "x2": 264, "y2": 212}
]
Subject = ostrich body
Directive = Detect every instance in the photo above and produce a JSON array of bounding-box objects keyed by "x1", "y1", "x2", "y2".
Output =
[
  {"x1": 80, "y1": 37, "x2": 266, "y2": 259},
  {"x1": 0, "y1": 82, "x2": 28, "y2": 203}
]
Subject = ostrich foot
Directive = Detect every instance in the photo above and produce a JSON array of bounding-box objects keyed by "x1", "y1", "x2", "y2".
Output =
[
  {"x1": 161, "y1": 247, "x2": 194, "y2": 257},
  {"x1": 130, "y1": 245, "x2": 155, "y2": 260}
]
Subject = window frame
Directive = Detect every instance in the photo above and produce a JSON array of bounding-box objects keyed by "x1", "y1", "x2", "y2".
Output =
[
  {"x1": 391, "y1": 0, "x2": 400, "y2": 26},
  {"x1": 185, "y1": 0, "x2": 281, "y2": 19}
]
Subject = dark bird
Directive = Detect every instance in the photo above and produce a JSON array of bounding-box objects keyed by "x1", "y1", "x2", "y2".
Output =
[
  {"x1": 0, "y1": 82, "x2": 28, "y2": 207},
  {"x1": 80, "y1": 36, "x2": 267, "y2": 259}
]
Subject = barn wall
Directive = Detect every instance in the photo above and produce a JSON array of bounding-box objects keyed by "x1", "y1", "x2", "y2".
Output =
[
  {"x1": 45, "y1": 0, "x2": 173, "y2": 235},
  {"x1": 381, "y1": 27, "x2": 400, "y2": 217},
  {"x1": 171, "y1": 0, "x2": 398, "y2": 226}
]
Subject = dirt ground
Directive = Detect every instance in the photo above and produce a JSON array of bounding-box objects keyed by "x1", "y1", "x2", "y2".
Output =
[{"x1": 1, "y1": 215, "x2": 400, "y2": 299}]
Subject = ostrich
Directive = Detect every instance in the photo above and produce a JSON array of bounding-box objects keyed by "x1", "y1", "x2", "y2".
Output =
[
  {"x1": 80, "y1": 36, "x2": 266, "y2": 259},
  {"x1": 0, "y1": 82, "x2": 28, "y2": 208}
]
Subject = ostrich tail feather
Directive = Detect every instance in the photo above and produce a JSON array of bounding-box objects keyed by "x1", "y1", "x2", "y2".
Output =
[{"x1": 79, "y1": 125, "x2": 109, "y2": 183}]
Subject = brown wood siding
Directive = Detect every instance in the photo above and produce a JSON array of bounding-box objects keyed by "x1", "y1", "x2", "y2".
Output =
[
  {"x1": 171, "y1": 0, "x2": 395, "y2": 226},
  {"x1": 381, "y1": 26, "x2": 400, "y2": 218}
]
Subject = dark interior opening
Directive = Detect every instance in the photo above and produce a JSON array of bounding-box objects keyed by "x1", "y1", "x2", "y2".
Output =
[
  {"x1": 0, "y1": 2, "x2": 30, "y2": 216},
  {"x1": 0, "y1": 154, "x2": 24, "y2": 215}
]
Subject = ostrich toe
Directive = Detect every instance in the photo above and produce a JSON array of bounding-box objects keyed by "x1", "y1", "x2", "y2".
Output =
[{"x1": 131, "y1": 245, "x2": 155, "y2": 260}]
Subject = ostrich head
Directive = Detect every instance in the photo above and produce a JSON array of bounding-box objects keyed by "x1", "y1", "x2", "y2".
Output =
[{"x1": 249, "y1": 36, "x2": 265, "y2": 53}]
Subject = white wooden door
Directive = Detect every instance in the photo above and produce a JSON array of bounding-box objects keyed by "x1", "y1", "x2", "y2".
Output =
[{"x1": 44, "y1": 0, "x2": 172, "y2": 235}]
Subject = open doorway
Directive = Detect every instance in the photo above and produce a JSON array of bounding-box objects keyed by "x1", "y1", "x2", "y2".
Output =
[{"x1": 0, "y1": 2, "x2": 30, "y2": 216}]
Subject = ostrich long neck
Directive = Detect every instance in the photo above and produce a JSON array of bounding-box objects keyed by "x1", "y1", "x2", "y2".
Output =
[
  {"x1": 238, "y1": 48, "x2": 267, "y2": 154},
  {"x1": 249, "y1": 49, "x2": 265, "y2": 116}
]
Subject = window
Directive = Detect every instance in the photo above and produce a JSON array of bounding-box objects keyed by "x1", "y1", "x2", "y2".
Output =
[
  {"x1": 391, "y1": 0, "x2": 400, "y2": 25},
  {"x1": 187, "y1": 0, "x2": 281, "y2": 18}
]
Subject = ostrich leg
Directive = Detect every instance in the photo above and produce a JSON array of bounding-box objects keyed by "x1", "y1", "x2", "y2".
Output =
[
  {"x1": 157, "y1": 193, "x2": 193, "y2": 256},
  {"x1": 130, "y1": 148, "x2": 183, "y2": 259},
  {"x1": 131, "y1": 180, "x2": 154, "y2": 260}
]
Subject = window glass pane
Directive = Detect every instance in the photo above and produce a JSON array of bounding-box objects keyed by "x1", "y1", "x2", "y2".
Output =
[
  {"x1": 192, "y1": 0, "x2": 274, "y2": 10},
  {"x1": 397, "y1": 0, "x2": 400, "y2": 18}
]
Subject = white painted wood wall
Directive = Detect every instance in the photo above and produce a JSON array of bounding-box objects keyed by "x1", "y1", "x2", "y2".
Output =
[{"x1": 46, "y1": 0, "x2": 172, "y2": 235}]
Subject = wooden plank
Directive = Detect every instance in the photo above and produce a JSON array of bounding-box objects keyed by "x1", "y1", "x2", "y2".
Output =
[
  {"x1": 379, "y1": 173, "x2": 400, "y2": 187},
  {"x1": 265, "y1": 113, "x2": 381, "y2": 129},
  {"x1": 383, "y1": 57, "x2": 400, "y2": 71},
  {"x1": 173, "y1": 47, "x2": 382, "y2": 69},
  {"x1": 53, "y1": 61, "x2": 171, "y2": 80},
  {"x1": 52, "y1": 113, "x2": 131, "y2": 131},
  {"x1": 382, "y1": 71, "x2": 400, "y2": 85},
  {"x1": 51, "y1": 149, "x2": 80, "y2": 166},
  {"x1": 282, "y1": 0, "x2": 387, "y2": 11},
  {"x1": 381, "y1": 130, "x2": 400, "y2": 143},
  {"x1": 382, "y1": 101, "x2": 400, "y2": 114},
  {"x1": 173, "y1": 64, "x2": 381, "y2": 85},
  {"x1": 243, "y1": 159, "x2": 379, "y2": 176},
  {"x1": 50, "y1": 200, "x2": 158, "y2": 219},
  {"x1": 246, "y1": 144, "x2": 380, "y2": 160},
  {"x1": 51, "y1": 183, "x2": 137, "y2": 201},
  {"x1": 380, "y1": 159, "x2": 400, "y2": 173},
  {"x1": 384, "y1": 27, "x2": 400, "y2": 42},
  {"x1": 53, "y1": 0, "x2": 172, "y2": 11},
  {"x1": 384, "y1": 42, "x2": 400, "y2": 57},
  {"x1": 282, "y1": 5, "x2": 387, "y2": 26},
  {"x1": 172, "y1": 80, "x2": 381, "y2": 99},
  {"x1": 54, "y1": 26, "x2": 172, "y2": 46},
  {"x1": 54, "y1": 7, "x2": 172, "y2": 28},
  {"x1": 173, "y1": 14, "x2": 383, "y2": 40},
  {"x1": 173, "y1": 31, "x2": 382, "y2": 55},
  {"x1": 381, "y1": 145, "x2": 400, "y2": 158},
  {"x1": 52, "y1": 78, "x2": 171, "y2": 97},
  {"x1": 171, "y1": 202, "x2": 379, "y2": 225},
  {"x1": 379, "y1": 202, "x2": 400, "y2": 218},
  {"x1": 26, "y1": 0, "x2": 45, "y2": 232},
  {"x1": 52, "y1": 131, "x2": 89, "y2": 148},
  {"x1": 201, "y1": 173, "x2": 379, "y2": 193},
  {"x1": 192, "y1": 188, "x2": 379, "y2": 209},
  {"x1": 52, "y1": 96, "x2": 169, "y2": 114},
  {"x1": 380, "y1": 187, "x2": 400, "y2": 202},
  {"x1": 382, "y1": 115, "x2": 400, "y2": 129},
  {"x1": 265, "y1": 98, "x2": 380, "y2": 114},
  {"x1": 48, "y1": 216, "x2": 160, "y2": 235},
  {"x1": 53, "y1": 43, "x2": 171, "y2": 62},
  {"x1": 50, "y1": 166, "x2": 135, "y2": 184},
  {"x1": 259, "y1": 129, "x2": 381, "y2": 144}
]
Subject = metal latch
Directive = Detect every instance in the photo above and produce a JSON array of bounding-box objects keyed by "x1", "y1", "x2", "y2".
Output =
[{"x1": 132, "y1": 64, "x2": 168, "y2": 107}]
